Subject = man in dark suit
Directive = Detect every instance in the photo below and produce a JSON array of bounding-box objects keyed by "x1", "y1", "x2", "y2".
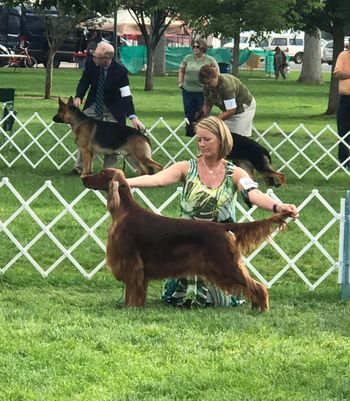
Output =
[{"x1": 68, "y1": 41, "x2": 143, "y2": 175}]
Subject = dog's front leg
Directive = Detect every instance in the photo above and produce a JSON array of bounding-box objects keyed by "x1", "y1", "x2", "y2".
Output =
[{"x1": 81, "y1": 148, "x2": 93, "y2": 177}]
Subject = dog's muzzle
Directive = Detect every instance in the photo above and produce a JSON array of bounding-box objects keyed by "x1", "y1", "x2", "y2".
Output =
[{"x1": 52, "y1": 114, "x2": 64, "y2": 123}]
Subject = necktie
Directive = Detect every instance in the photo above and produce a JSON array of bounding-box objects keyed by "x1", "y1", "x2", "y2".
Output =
[{"x1": 95, "y1": 67, "x2": 105, "y2": 119}]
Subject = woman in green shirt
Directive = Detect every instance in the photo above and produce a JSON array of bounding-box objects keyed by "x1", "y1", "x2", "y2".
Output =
[
  {"x1": 126, "y1": 116, "x2": 299, "y2": 307},
  {"x1": 178, "y1": 38, "x2": 219, "y2": 137}
]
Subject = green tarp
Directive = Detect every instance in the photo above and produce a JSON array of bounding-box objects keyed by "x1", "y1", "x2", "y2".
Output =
[{"x1": 120, "y1": 46, "x2": 278, "y2": 75}]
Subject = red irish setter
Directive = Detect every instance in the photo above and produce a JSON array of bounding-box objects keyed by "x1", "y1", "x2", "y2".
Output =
[{"x1": 82, "y1": 169, "x2": 291, "y2": 311}]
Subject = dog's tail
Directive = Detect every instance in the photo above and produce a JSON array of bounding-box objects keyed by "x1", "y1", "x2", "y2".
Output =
[{"x1": 222, "y1": 213, "x2": 288, "y2": 254}]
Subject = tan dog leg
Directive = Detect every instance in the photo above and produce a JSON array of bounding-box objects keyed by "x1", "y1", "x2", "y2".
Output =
[{"x1": 81, "y1": 148, "x2": 93, "y2": 177}]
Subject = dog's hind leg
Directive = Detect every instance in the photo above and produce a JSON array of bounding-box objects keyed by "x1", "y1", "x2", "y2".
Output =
[
  {"x1": 124, "y1": 154, "x2": 146, "y2": 175},
  {"x1": 141, "y1": 158, "x2": 163, "y2": 174},
  {"x1": 128, "y1": 137, "x2": 163, "y2": 174},
  {"x1": 258, "y1": 155, "x2": 286, "y2": 187},
  {"x1": 233, "y1": 159, "x2": 256, "y2": 181},
  {"x1": 205, "y1": 236, "x2": 269, "y2": 312},
  {"x1": 260, "y1": 170, "x2": 286, "y2": 187}
]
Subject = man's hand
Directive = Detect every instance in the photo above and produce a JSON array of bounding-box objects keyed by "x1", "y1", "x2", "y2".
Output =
[
  {"x1": 131, "y1": 117, "x2": 144, "y2": 131},
  {"x1": 74, "y1": 97, "x2": 82, "y2": 108}
]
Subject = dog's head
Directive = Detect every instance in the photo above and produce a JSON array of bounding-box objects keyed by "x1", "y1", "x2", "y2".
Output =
[
  {"x1": 82, "y1": 169, "x2": 129, "y2": 216},
  {"x1": 193, "y1": 110, "x2": 206, "y2": 124},
  {"x1": 82, "y1": 168, "x2": 128, "y2": 191},
  {"x1": 52, "y1": 96, "x2": 75, "y2": 124}
]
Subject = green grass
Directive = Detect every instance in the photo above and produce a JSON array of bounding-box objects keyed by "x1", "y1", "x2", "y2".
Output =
[{"x1": 1, "y1": 67, "x2": 350, "y2": 401}]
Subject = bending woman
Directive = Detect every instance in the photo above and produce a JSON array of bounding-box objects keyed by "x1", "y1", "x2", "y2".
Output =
[{"x1": 199, "y1": 64, "x2": 256, "y2": 137}]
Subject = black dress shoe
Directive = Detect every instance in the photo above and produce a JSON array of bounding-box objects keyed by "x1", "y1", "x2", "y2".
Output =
[{"x1": 65, "y1": 168, "x2": 81, "y2": 176}]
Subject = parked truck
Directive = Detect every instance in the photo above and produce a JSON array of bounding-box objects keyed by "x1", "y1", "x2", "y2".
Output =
[{"x1": 0, "y1": 5, "x2": 87, "y2": 67}]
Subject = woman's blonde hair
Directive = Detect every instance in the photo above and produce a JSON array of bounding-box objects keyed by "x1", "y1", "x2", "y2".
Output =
[{"x1": 195, "y1": 116, "x2": 233, "y2": 159}]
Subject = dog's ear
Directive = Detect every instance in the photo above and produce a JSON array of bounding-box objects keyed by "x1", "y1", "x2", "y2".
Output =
[
  {"x1": 58, "y1": 97, "x2": 65, "y2": 106},
  {"x1": 114, "y1": 169, "x2": 129, "y2": 187},
  {"x1": 102, "y1": 168, "x2": 118, "y2": 182},
  {"x1": 67, "y1": 96, "x2": 74, "y2": 106},
  {"x1": 107, "y1": 179, "x2": 120, "y2": 214}
]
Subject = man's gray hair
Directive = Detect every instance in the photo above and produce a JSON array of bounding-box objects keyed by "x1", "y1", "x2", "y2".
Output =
[{"x1": 96, "y1": 41, "x2": 115, "y2": 59}]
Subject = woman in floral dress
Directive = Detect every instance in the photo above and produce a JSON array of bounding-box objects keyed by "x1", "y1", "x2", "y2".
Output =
[{"x1": 126, "y1": 116, "x2": 298, "y2": 307}]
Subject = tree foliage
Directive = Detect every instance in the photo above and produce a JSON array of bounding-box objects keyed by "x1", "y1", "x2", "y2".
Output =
[
  {"x1": 1, "y1": 0, "x2": 111, "y2": 98},
  {"x1": 287, "y1": 0, "x2": 350, "y2": 114},
  {"x1": 33, "y1": 0, "x2": 111, "y2": 98},
  {"x1": 118, "y1": 0, "x2": 178, "y2": 90},
  {"x1": 178, "y1": 0, "x2": 296, "y2": 76}
]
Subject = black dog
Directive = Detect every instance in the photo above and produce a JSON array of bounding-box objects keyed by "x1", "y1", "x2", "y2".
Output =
[
  {"x1": 228, "y1": 133, "x2": 286, "y2": 187},
  {"x1": 192, "y1": 112, "x2": 285, "y2": 187},
  {"x1": 53, "y1": 97, "x2": 163, "y2": 177}
]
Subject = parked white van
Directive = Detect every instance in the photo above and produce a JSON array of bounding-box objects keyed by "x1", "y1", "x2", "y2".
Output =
[
  {"x1": 222, "y1": 31, "x2": 326, "y2": 63},
  {"x1": 222, "y1": 31, "x2": 258, "y2": 50}
]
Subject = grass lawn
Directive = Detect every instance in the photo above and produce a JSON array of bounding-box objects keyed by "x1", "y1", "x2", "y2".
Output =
[{"x1": 0, "y1": 67, "x2": 350, "y2": 401}]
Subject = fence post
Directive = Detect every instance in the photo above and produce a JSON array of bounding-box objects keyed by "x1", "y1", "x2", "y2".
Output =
[{"x1": 340, "y1": 191, "x2": 350, "y2": 300}]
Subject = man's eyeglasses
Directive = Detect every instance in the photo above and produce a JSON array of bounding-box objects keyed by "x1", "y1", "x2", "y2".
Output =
[
  {"x1": 192, "y1": 45, "x2": 200, "y2": 49},
  {"x1": 93, "y1": 55, "x2": 109, "y2": 60}
]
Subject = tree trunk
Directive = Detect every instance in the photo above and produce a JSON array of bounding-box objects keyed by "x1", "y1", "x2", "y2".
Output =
[
  {"x1": 231, "y1": 31, "x2": 240, "y2": 77},
  {"x1": 145, "y1": 45, "x2": 155, "y2": 91},
  {"x1": 44, "y1": 48, "x2": 56, "y2": 99},
  {"x1": 154, "y1": 31, "x2": 166, "y2": 76},
  {"x1": 297, "y1": 31, "x2": 323, "y2": 84},
  {"x1": 325, "y1": 21, "x2": 344, "y2": 115}
]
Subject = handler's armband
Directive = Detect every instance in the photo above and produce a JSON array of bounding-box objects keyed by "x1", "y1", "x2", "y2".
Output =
[
  {"x1": 239, "y1": 177, "x2": 259, "y2": 208},
  {"x1": 224, "y1": 98, "x2": 237, "y2": 110},
  {"x1": 120, "y1": 85, "x2": 131, "y2": 97}
]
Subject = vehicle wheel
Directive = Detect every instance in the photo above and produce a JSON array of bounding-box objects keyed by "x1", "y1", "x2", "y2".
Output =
[
  {"x1": 53, "y1": 59, "x2": 60, "y2": 68},
  {"x1": 43, "y1": 59, "x2": 60, "y2": 68},
  {"x1": 0, "y1": 59, "x2": 9, "y2": 68},
  {"x1": 24, "y1": 56, "x2": 37, "y2": 68},
  {"x1": 327, "y1": 61, "x2": 332, "y2": 65},
  {"x1": 294, "y1": 52, "x2": 303, "y2": 64},
  {"x1": 0, "y1": 52, "x2": 9, "y2": 67}
]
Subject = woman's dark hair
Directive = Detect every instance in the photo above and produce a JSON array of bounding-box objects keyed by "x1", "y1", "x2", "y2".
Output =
[
  {"x1": 193, "y1": 38, "x2": 207, "y2": 53},
  {"x1": 274, "y1": 46, "x2": 281, "y2": 52},
  {"x1": 198, "y1": 64, "x2": 219, "y2": 84}
]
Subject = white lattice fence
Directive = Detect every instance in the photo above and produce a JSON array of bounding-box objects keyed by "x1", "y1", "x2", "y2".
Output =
[
  {"x1": 1, "y1": 111, "x2": 350, "y2": 177},
  {"x1": 0, "y1": 177, "x2": 342, "y2": 290}
]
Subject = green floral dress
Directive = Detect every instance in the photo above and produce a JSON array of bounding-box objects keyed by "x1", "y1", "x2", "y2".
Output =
[{"x1": 161, "y1": 159, "x2": 244, "y2": 308}]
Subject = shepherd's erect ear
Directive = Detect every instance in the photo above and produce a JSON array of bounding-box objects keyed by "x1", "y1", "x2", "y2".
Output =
[
  {"x1": 58, "y1": 97, "x2": 65, "y2": 106},
  {"x1": 67, "y1": 96, "x2": 74, "y2": 105}
]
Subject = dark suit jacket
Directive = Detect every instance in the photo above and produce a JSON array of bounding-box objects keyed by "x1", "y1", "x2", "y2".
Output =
[{"x1": 75, "y1": 58, "x2": 135, "y2": 125}]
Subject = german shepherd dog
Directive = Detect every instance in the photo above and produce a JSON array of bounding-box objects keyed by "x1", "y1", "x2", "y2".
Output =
[
  {"x1": 227, "y1": 133, "x2": 286, "y2": 187},
  {"x1": 53, "y1": 97, "x2": 163, "y2": 177}
]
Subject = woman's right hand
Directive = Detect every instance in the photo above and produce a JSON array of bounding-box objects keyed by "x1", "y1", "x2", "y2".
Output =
[{"x1": 178, "y1": 83, "x2": 183, "y2": 89}]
